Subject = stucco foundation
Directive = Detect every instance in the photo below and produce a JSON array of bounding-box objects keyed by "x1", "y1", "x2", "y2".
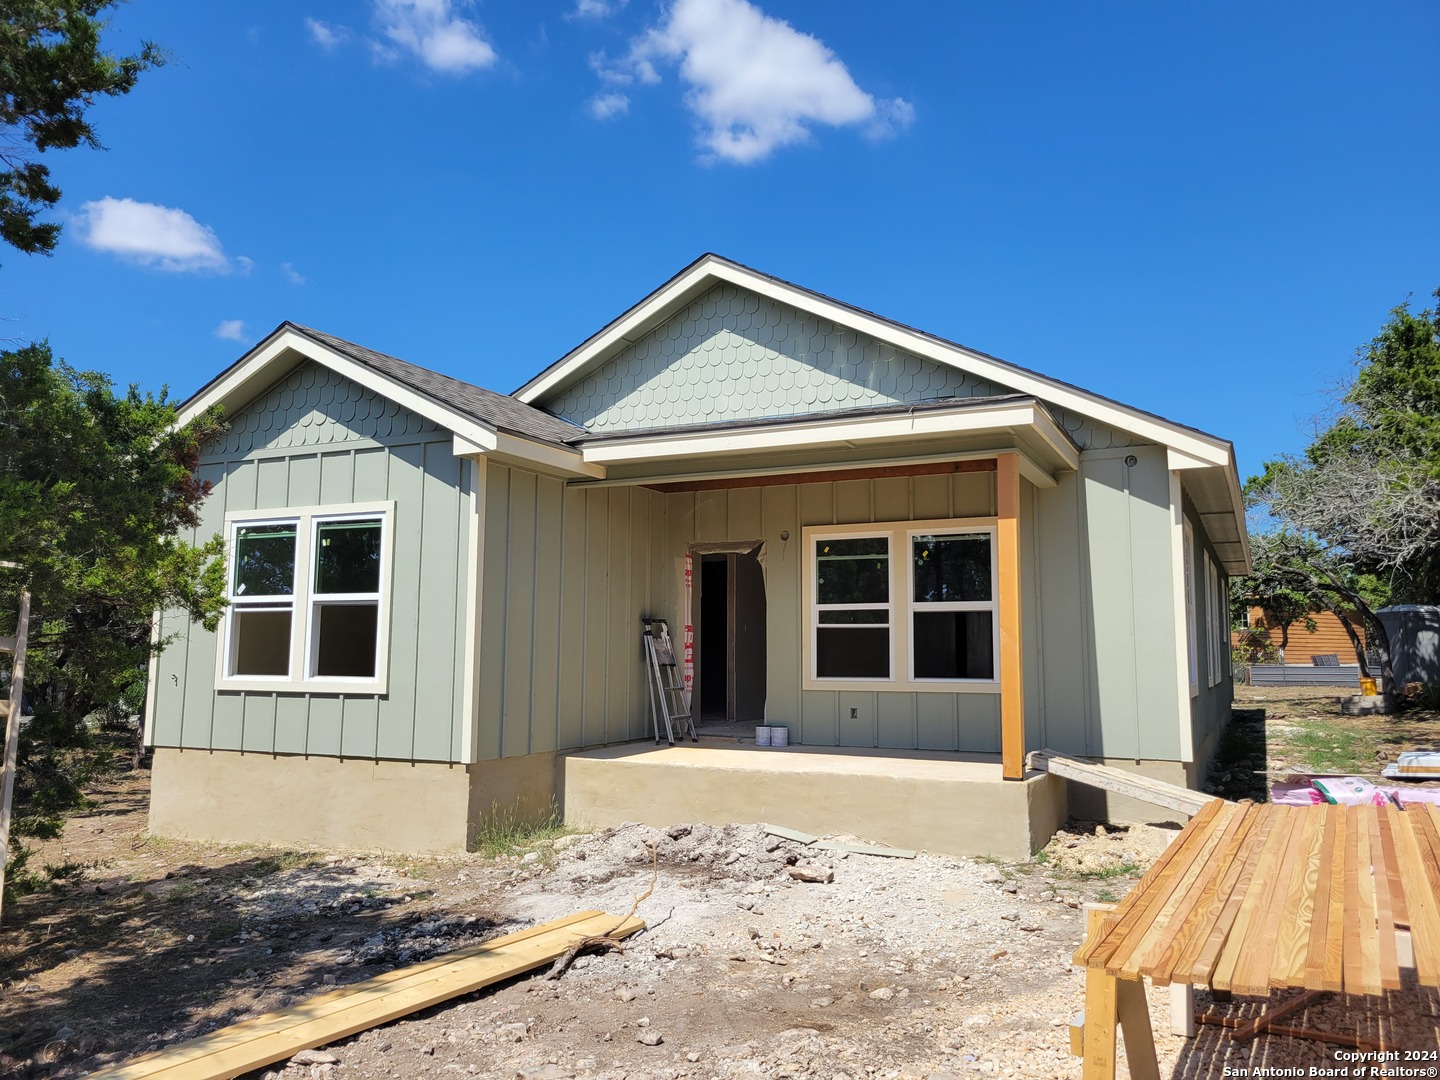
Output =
[
  {"x1": 150, "y1": 748, "x2": 474, "y2": 852},
  {"x1": 559, "y1": 743, "x2": 1067, "y2": 860},
  {"x1": 466, "y1": 751, "x2": 559, "y2": 844}
]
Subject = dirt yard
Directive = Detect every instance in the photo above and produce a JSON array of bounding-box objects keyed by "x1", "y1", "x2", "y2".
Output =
[{"x1": 2, "y1": 696, "x2": 1439, "y2": 1079}]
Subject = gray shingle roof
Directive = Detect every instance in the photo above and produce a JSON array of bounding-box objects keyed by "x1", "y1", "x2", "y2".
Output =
[{"x1": 290, "y1": 323, "x2": 586, "y2": 447}]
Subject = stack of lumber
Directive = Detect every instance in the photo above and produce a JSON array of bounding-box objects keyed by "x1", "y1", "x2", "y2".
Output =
[{"x1": 1073, "y1": 800, "x2": 1440, "y2": 997}]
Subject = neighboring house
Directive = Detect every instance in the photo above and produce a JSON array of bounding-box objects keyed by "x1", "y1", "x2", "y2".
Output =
[
  {"x1": 1235, "y1": 606, "x2": 1366, "y2": 666},
  {"x1": 145, "y1": 255, "x2": 1249, "y2": 857}
]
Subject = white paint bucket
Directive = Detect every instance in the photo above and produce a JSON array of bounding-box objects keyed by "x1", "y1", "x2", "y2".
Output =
[
  {"x1": 770, "y1": 726, "x2": 789, "y2": 748},
  {"x1": 755, "y1": 726, "x2": 772, "y2": 746}
]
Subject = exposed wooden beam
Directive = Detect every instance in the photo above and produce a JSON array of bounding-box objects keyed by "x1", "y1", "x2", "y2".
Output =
[
  {"x1": 647, "y1": 458, "x2": 996, "y2": 494},
  {"x1": 997, "y1": 453, "x2": 1024, "y2": 781}
]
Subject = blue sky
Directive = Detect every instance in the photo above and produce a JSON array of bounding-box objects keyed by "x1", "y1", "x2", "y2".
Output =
[{"x1": 5, "y1": 0, "x2": 1437, "y2": 481}]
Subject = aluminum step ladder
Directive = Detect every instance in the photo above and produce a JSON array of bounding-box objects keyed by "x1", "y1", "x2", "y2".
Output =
[{"x1": 642, "y1": 617, "x2": 697, "y2": 745}]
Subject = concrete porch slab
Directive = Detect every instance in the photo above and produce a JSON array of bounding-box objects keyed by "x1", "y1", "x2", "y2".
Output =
[{"x1": 558, "y1": 742, "x2": 1067, "y2": 860}]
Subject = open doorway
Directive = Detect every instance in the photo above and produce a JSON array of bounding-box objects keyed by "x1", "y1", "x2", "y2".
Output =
[{"x1": 694, "y1": 545, "x2": 767, "y2": 726}]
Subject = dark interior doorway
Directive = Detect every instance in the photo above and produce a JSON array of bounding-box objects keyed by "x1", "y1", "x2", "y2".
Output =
[{"x1": 695, "y1": 546, "x2": 767, "y2": 724}]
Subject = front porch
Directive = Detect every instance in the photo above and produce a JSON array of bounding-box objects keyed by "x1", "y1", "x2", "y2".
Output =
[{"x1": 557, "y1": 741, "x2": 1067, "y2": 860}]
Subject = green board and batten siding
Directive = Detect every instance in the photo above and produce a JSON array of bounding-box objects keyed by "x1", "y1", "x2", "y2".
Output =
[
  {"x1": 1185, "y1": 491, "x2": 1235, "y2": 769},
  {"x1": 474, "y1": 464, "x2": 666, "y2": 760},
  {"x1": 481, "y1": 449, "x2": 1184, "y2": 764},
  {"x1": 150, "y1": 362, "x2": 473, "y2": 763},
  {"x1": 529, "y1": 282, "x2": 1187, "y2": 764}
]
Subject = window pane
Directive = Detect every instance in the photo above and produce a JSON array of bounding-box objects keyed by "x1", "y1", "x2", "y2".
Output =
[
  {"x1": 913, "y1": 611, "x2": 994, "y2": 679},
  {"x1": 816, "y1": 538, "x2": 889, "y2": 605},
  {"x1": 913, "y1": 534, "x2": 991, "y2": 603},
  {"x1": 315, "y1": 519, "x2": 383, "y2": 594},
  {"x1": 314, "y1": 603, "x2": 379, "y2": 678},
  {"x1": 818, "y1": 610, "x2": 889, "y2": 625},
  {"x1": 232, "y1": 608, "x2": 292, "y2": 676},
  {"x1": 816, "y1": 626, "x2": 889, "y2": 678},
  {"x1": 234, "y1": 525, "x2": 296, "y2": 596}
]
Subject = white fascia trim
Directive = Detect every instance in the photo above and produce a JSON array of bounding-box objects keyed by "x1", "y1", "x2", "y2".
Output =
[
  {"x1": 518, "y1": 256, "x2": 1232, "y2": 467},
  {"x1": 178, "y1": 329, "x2": 500, "y2": 453},
  {"x1": 580, "y1": 399, "x2": 1072, "y2": 468},
  {"x1": 458, "y1": 458, "x2": 485, "y2": 764},
  {"x1": 1222, "y1": 466, "x2": 1253, "y2": 573},
  {"x1": 453, "y1": 433, "x2": 498, "y2": 457},
  {"x1": 1170, "y1": 471, "x2": 1196, "y2": 763},
  {"x1": 142, "y1": 608, "x2": 162, "y2": 746},
  {"x1": 492, "y1": 432, "x2": 605, "y2": 479}
]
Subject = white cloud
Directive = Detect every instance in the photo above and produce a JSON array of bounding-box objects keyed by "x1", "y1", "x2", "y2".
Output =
[
  {"x1": 571, "y1": 0, "x2": 627, "y2": 18},
  {"x1": 588, "y1": 91, "x2": 630, "y2": 119},
  {"x1": 373, "y1": 0, "x2": 497, "y2": 74},
  {"x1": 74, "y1": 197, "x2": 232, "y2": 272},
  {"x1": 306, "y1": 17, "x2": 352, "y2": 49},
  {"x1": 281, "y1": 261, "x2": 308, "y2": 285},
  {"x1": 214, "y1": 320, "x2": 249, "y2": 342},
  {"x1": 612, "y1": 0, "x2": 913, "y2": 163}
]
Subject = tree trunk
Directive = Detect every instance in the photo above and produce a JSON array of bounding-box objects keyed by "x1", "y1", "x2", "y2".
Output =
[{"x1": 1334, "y1": 611, "x2": 1370, "y2": 678}]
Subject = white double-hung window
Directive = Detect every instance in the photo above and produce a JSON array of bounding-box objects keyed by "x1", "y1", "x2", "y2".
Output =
[
  {"x1": 805, "y1": 519, "x2": 999, "y2": 692},
  {"x1": 219, "y1": 501, "x2": 394, "y2": 693}
]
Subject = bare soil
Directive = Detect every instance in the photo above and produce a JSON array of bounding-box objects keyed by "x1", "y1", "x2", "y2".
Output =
[{"x1": 3, "y1": 701, "x2": 1439, "y2": 1079}]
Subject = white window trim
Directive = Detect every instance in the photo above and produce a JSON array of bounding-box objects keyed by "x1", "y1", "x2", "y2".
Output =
[
  {"x1": 216, "y1": 500, "x2": 395, "y2": 695},
  {"x1": 802, "y1": 517, "x2": 1001, "y2": 694},
  {"x1": 1184, "y1": 518, "x2": 1198, "y2": 698},
  {"x1": 1204, "y1": 552, "x2": 1219, "y2": 687}
]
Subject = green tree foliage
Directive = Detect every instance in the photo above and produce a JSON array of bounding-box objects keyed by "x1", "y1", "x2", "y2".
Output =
[
  {"x1": 1247, "y1": 289, "x2": 1440, "y2": 679},
  {"x1": 1, "y1": 343, "x2": 224, "y2": 896},
  {"x1": 1, "y1": 0, "x2": 163, "y2": 255}
]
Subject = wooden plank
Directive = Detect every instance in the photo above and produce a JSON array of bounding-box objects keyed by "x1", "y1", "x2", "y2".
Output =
[
  {"x1": 1272, "y1": 805, "x2": 1326, "y2": 988},
  {"x1": 1115, "y1": 978, "x2": 1160, "y2": 1080},
  {"x1": 1029, "y1": 750, "x2": 1218, "y2": 817},
  {"x1": 93, "y1": 912, "x2": 615, "y2": 1076},
  {"x1": 1186, "y1": 805, "x2": 1278, "y2": 986},
  {"x1": 1103, "y1": 803, "x2": 1228, "y2": 977},
  {"x1": 1376, "y1": 806, "x2": 1408, "y2": 932},
  {"x1": 997, "y1": 452, "x2": 1024, "y2": 781},
  {"x1": 1230, "y1": 806, "x2": 1306, "y2": 994},
  {"x1": 1237, "y1": 806, "x2": 1307, "y2": 992},
  {"x1": 89, "y1": 911, "x2": 644, "y2": 1080},
  {"x1": 1408, "y1": 808, "x2": 1440, "y2": 983},
  {"x1": 1416, "y1": 806, "x2": 1440, "y2": 898},
  {"x1": 648, "y1": 457, "x2": 997, "y2": 494},
  {"x1": 1212, "y1": 805, "x2": 1293, "y2": 993},
  {"x1": 1081, "y1": 908, "x2": 1119, "y2": 1080},
  {"x1": 1121, "y1": 803, "x2": 1238, "y2": 981},
  {"x1": 1393, "y1": 813, "x2": 1440, "y2": 985},
  {"x1": 1074, "y1": 799, "x2": 1225, "y2": 970},
  {"x1": 1146, "y1": 801, "x2": 1255, "y2": 985},
  {"x1": 1232, "y1": 988, "x2": 1324, "y2": 1042},
  {"x1": 1303, "y1": 805, "x2": 1340, "y2": 991},
  {"x1": 1368, "y1": 809, "x2": 1401, "y2": 991},
  {"x1": 1352, "y1": 805, "x2": 1382, "y2": 996},
  {"x1": 1321, "y1": 806, "x2": 1348, "y2": 993},
  {"x1": 1162, "y1": 804, "x2": 1263, "y2": 985}
]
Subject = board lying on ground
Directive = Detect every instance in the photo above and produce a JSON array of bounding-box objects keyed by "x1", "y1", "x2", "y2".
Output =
[
  {"x1": 1026, "y1": 749, "x2": 1220, "y2": 818},
  {"x1": 88, "y1": 910, "x2": 645, "y2": 1080}
]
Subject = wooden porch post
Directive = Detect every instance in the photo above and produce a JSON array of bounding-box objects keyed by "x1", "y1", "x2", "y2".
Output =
[{"x1": 997, "y1": 453, "x2": 1025, "y2": 780}]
